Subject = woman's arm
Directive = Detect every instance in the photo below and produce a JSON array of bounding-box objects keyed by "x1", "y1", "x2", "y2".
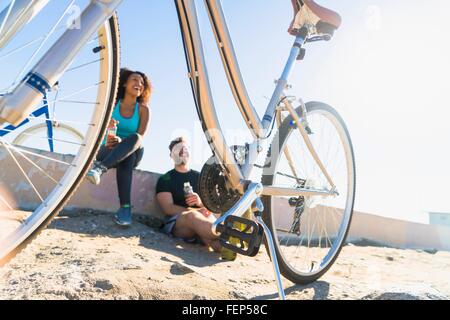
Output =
[
  {"x1": 137, "y1": 104, "x2": 150, "y2": 136},
  {"x1": 156, "y1": 192, "x2": 187, "y2": 216}
]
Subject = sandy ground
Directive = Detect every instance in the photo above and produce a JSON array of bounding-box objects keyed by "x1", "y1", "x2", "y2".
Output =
[{"x1": 0, "y1": 210, "x2": 449, "y2": 300}]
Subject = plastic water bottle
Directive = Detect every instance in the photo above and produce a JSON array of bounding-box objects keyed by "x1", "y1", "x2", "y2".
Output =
[
  {"x1": 183, "y1": 182, "x2": 193, "y2": 197},
  {"x1": 106, "y1": 120, "x2": 118, "y2": 146}
]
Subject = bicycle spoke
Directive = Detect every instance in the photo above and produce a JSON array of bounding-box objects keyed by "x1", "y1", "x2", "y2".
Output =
[
  {"x1": 1, "y1": 140, "x2": 43, "y2": 202},
  {"x1": 45, "y1": 82, "x2": 103, "y2": 106},
  {"x1": 291, "y1": 230, "x2": 304, "y2": 271},
  {"x1": 0, "y1": 127, "x2": 85, "y2": 146},
  {"x1": 66, "y1": 58, "x2": 103, "y2": 73},
  {"x1": 0, "y1": 25, "x2": 69, "y2": 62},
  {"x1": 10, "y1": 1, "x2": 76, "y2": 88},
  {"x1": 0, "y1": 0, "x2": 16, "y2": 40},
  {"x1": 0, "y1": 193, "x2": 14, "y2": 211},
  {"x1": 0, "y1": 37, "x2": 42, "y2": 61},
  {"x1": 331, "y1": 207, "x2": 341, "y2": 230},
  {"x1": 318, "y1": 205, "x2": 333, "y2": 248},
  {"x1": 2, "y1": 140, "x2": 61, "y2": 186},
  {"x1": 54, "y1": 100, "x2": 99, "y2": 105},
  {"x1": 11, "y1": 144, "x2": 74, "y2": 167},
  {"x1": 27, "y1": 115, "x2": 95, "y2": 126}
]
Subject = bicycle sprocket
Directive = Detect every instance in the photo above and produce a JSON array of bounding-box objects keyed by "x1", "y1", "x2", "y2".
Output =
[{"x1": 198, "y1": 156, "x2": 241, "y2": 214}]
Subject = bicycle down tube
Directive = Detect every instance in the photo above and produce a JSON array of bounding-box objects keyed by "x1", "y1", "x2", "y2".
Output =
[{"x1": 0, "y1": 0, "x2": 123, "y2": 127}]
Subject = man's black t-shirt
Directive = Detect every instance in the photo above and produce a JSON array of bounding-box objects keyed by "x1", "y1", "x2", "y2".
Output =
[{"x1": 156, "y1": 169, "x2": 200, "y2": 208}]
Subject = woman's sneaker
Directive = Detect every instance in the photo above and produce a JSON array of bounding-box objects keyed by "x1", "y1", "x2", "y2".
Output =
[
  {"x1": 86, "y1": 161, "x2": 107, "y2": 185},
  {"x1": 114, "y1": 206, "x2": 132, "y2": 227}
]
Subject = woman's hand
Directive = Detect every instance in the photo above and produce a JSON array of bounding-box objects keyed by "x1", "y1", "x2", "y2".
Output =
[
  {"x1": 185, "y1": 192, "x2": 203, "y2": 208},
  {"x1": 108, "y1": 118, "x2": 119, "y2": 128},
  {"x1": 106, "y1": 135, "x2": 122, "y2": 149}
]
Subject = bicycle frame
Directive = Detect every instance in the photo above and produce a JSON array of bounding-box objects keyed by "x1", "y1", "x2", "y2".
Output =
[
  {"x1": 0, "y1": 93, "x2": 55, "y2": 152},
  {"x1": 0, "y1": 0, "x2": 336, "y2": 196}
]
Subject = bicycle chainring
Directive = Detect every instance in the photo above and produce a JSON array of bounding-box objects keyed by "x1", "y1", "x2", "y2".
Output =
[{"x1": 198, "y1": 157, "x2": 241, "y2": 214}]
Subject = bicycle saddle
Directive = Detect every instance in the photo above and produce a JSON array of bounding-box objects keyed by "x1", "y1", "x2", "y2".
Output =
[{"x1": 288, "y1": 0, "x2": 342, "y2": 37}]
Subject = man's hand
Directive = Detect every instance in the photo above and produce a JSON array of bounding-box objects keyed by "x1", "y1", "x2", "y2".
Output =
[{"x1": 186, "y1": 192, "x2": 203, "y2": 208}]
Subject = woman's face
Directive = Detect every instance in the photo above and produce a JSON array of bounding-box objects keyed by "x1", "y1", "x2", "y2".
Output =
[{"x1": 124, "y1": 73, "x2": 144, "y2": 99}]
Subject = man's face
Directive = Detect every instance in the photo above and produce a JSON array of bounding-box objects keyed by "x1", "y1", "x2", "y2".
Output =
[{"x1": 170, "y1": 142, "x2": 190, "y2": 166}]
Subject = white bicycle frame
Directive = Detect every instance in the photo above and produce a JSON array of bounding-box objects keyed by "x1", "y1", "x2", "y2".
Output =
[{"x1": 0, "y1": 0, "x2": 336, "y2": 204}]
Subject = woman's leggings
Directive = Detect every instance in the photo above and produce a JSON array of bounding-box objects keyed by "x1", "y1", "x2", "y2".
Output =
[{"x1": 96, "y1": 133, "x2": 144, "y2": 206}]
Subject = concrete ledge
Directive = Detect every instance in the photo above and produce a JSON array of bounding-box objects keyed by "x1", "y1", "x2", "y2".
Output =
[
  {"x1": 1, "y1": 147, "x2": 449, "y2": 252},
  {"x1": 0, "y1": 146, "x2": 164, "y2": 218}
]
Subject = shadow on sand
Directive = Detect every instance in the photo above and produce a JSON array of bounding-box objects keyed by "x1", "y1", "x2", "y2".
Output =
[{"x1": 51, "y1": 210, "x2": 225, "y2": 270}]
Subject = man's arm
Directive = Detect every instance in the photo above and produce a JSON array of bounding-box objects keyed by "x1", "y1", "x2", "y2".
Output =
[{"x1": 156, "y1": 192, "x2": 187, "y2": 216}]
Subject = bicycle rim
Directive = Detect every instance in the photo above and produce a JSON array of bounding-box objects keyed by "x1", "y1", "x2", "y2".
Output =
[
  {"x1": 262, "y1": 101, "x2": 356, "y2": 284},
  {"x1": 0, "y1": 2, "x2": 120, "y2": 266}
]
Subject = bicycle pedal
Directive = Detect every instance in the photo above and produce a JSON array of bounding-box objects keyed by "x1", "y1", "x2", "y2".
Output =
[{"x1": 216, "y1": 215, "x2": 264, "y2": 257}]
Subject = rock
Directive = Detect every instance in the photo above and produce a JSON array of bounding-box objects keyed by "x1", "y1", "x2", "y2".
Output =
[
  {"x1": 94, "y1": 279, "x2": 114, "y2": 291},
  {"x1": 386, "y1": 256, "x2": 394, "y2": 261},
  {"x1": 229, "y1": 290, "x2": 249, "y2": 300},
  {"x1": 35, "y1": 253, "x2": 46, "y2": 260},
  {"x1": 121, "y1": 264, "x2": 142, "y2": 270}
]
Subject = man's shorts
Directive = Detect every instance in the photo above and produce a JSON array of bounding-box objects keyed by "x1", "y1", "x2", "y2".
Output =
[
  {"x1": 161, "y1": 213, "x2": 181, "y2": 235},
  {"x1": 160, "y1": 213, "x2": 202, "y2": 244}
]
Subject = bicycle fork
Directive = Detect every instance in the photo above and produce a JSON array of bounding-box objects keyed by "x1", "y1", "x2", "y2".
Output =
[
  {"x1": 212, "y1": 182, "x2": 287, "y2": 300},
  {"x1": 0, "y1": 0, "x2": 123, "y2": 126}
]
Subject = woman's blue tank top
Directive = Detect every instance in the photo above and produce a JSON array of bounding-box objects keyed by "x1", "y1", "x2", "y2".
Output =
[{"x1": 102, "y1": 100, "x2": 140, "y2": 145}]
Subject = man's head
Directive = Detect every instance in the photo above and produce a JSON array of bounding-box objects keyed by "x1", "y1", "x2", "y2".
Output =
[{"x1": 169, "y1": 137, "x2": 190, "y2": 166}]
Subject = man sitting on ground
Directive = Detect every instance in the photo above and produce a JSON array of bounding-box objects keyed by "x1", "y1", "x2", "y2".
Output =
[{"x1": 156, "y1": 137, "x2": 221, "y2": 252}]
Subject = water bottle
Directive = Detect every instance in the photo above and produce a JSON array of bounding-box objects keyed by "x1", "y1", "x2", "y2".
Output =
[
  {"x1": 106, "y1": 120, "x2": 118, "y2": 147},
  {"x1": 183, "y1": 182, "x2": 193, "y2": 197}
]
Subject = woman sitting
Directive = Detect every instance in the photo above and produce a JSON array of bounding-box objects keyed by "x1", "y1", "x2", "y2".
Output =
[{"x1": 86, "y1": 68, "x2": 152, "y2": 227}]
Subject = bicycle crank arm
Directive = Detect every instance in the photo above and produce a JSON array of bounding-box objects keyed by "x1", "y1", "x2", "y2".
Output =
[
  {"x1": 212, "y1": 182, "x2": 263, "y2": 235},
  {"x1": 0, "y1": 0, "x2": 123, "y2": 126}
]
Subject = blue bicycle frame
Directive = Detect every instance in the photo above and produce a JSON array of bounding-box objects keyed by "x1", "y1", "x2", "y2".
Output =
[{"x1": 0, "y1": 93, "x2": 55, "y2": 152}]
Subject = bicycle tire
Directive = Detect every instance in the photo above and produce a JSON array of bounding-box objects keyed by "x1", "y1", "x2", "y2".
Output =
[
  {"x1": 0, "y1": 13, "x2": 121, "y2": 267},
  {"x1": 261, "y1": 101, "x2": 356, "y2": 284}
]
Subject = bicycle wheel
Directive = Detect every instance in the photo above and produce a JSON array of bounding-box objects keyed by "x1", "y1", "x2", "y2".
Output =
[
  {"x1": 13, "y1": 123, "x2": 85, "y2": 152},
  {"x1": 261, "y1": 101, "x2": 356, "y2": 284},
  {"x1": 0, "y1": 2, "x2": 120, "y2": 266}
]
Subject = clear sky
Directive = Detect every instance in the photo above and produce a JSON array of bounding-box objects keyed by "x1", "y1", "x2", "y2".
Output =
[{"x1": 2, "y1": 0, "x2": 450, "y2": 224}]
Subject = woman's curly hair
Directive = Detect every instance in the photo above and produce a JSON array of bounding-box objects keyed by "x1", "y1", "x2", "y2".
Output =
[{"x1": 115, "y1": 68, "x2": 152, "y2": 105}]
